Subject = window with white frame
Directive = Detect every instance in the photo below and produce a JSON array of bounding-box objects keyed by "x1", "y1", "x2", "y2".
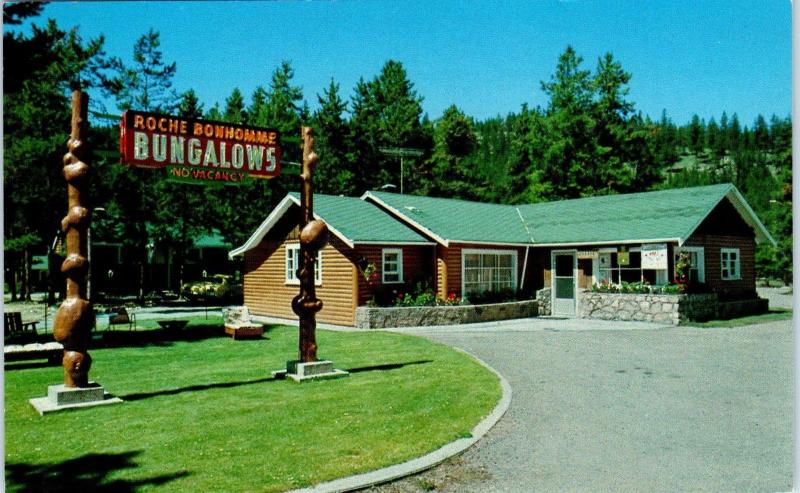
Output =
[
  {"x1": 720, "y1": 248, "x2": 741, "y2": 280},
  {"x1": 462, "y1": 249, "x2": 517, "y2": 296},
  {"x1": 382, "y1": 248, "x2": 403, "y2": 283},
  {"x1": 596, "y1": 249, "x2": 668, "y2": 286},
  {"x1": 285, "y1": 244, "x2": 322, "y2": 284},
  {"x1": 674, "y1": 246, "x2": 705, "y2": 283}
]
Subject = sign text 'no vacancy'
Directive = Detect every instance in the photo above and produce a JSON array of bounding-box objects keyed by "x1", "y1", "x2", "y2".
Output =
[{"x1": 120, "y1": 110, "x2": 281, "y2": 184}]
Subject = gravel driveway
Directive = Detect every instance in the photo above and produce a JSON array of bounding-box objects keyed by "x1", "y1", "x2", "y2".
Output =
[{"x1": 374, "y1": 318, "x2": 793, "y2": 492}]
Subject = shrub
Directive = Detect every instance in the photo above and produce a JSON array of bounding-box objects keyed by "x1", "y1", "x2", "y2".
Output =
[
  {"x1": 463, "y1": 288, "x2": 521, "y2": 305},
  {"x1": 660, "y1": 283, "x2": 687, "y2": 294},
  {"x1": 592, "y1": 279, "x2": 619, "y2": 293},
  {"x1": 619, "y1": 281, "x2": 651, "y2": 294}
]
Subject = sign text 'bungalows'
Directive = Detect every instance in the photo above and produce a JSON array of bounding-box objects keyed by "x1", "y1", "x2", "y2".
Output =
[{"x1": 120, "y1": 111, "x2": 281, "y2": 184}]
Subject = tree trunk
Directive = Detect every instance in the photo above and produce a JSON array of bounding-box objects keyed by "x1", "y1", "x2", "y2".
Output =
[
  {"x1": 22, "y1": 247, "x2": 31, "y2": 301},
  {"x1": 8, "y1": 264, "x2": 18, "y2": 301}
]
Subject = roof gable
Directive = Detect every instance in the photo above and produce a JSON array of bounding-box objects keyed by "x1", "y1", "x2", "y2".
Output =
[{"x1": 229, "y1": 193, "x2": 432, "y2": 258}]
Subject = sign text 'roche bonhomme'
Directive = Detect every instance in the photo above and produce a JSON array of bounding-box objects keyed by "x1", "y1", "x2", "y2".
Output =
[{"x1": 120, "y1": 110, "x2": 281, "y2": 184}]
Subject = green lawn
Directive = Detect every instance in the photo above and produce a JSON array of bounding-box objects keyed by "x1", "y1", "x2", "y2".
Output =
[
  {"x1": 5, "y1": 321, "x2": 501, "y2": 492},
  {"x1": 687, "y1": 309, "x2": 793, "y2": 328}
]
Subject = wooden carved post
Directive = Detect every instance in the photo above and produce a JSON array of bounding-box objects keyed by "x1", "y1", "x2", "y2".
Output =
[
  {"x1": 291, "y1": 127, "x2": 329, "y2": 363},
  {"x1": 53, "y1": 91, "x2": 94, "y2": 387}
]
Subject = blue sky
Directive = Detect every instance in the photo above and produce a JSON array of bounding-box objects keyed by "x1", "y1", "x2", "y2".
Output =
[{"x1": 17, "y1": 0, "x2": 792, "y2": 126}]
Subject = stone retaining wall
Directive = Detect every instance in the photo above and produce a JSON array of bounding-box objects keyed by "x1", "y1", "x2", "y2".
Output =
[
  {"x1": 535, "y1": 288, "x2": 552, "y2": 316},
  {"x1": 578, "y1": 291, "x2": 767, "y2": 325},
  {"x1": 355, "y1": 300, "x2": 539, "y2": 329}
]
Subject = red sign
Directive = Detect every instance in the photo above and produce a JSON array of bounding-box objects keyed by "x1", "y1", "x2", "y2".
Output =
[{"x1": 120, "y1": 110, "x2": 281, "y2": 182}]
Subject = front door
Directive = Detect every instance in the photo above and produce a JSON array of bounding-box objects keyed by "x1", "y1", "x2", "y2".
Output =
[{"x1": 552, "y1": 251, "x2": 576, "y2": 317}]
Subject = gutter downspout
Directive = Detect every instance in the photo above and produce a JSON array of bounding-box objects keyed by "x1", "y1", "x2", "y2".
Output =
[
  {"x1": 520, "y1": 246, "x2": 529, "y2": 291},
  {"x1": 516, "y1": 207, "x2": 534, "y2": 292}
]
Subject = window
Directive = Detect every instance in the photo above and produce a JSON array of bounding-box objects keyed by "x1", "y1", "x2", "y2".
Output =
[
  {"x1": 597, "y1": 249, "x2": 668, "y2": 286},
  {"x1": 673, "y1": 247, "x2": 705, "y2": 283},
  {"x1": 285, "y1": 244, "x2": 322, "y2": 284},
  {"x1": 462, "y1": 249, "x2": 517, "y2": 296},
  {"x1": 382, "y1": 248, "x2": 403, "y2": 283},
  {"x1": 720, "y1": 248, "x2": 741, "y2": 280}
]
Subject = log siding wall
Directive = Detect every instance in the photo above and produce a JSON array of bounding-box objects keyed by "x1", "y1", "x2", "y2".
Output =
[
  {"x1": 683, "y1": 235, "x2": 756, "y2": 298},
  {"x1": 355, "y1": 245, "x2": 434, "y2": 305},
  {"x1": 243, "y1": 207, "x2": 357, "y2": 326}
]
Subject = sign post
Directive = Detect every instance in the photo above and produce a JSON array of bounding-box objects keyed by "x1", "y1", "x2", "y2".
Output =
[
  {"x1": 274, "y1": 127, "x2": 348, "y2": 382},
  {"x1": 30, "y1": 91, "x2": 122, "y2": 414}
]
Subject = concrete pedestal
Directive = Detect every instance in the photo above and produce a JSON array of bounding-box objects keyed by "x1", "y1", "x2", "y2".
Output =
[
  {"x1": 272, "y1": 360, "x2": 349, "y2": 382},
  {"x1": 29, "y1": 382, "x2": 123, "y2": 415}
]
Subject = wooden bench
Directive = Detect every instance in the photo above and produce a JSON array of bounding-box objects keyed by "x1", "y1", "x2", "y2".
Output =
[
  {"x1": 223, "y1": 306, "x2": 264, "y2": 340},
  {"x1": 5, "y1": 342, "x2": 63, "y2": 365},
  {"x1": 108, "y1": 306, "x2": 137, "y2": 330},
  {"x1": 4, "y1": 312, "x2": 38, "y2": 342}
]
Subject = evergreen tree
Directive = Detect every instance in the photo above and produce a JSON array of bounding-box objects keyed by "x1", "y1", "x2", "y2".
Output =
[
  {"x1": 753, "y1": 114, "x2": 770, "y2": 151},
  {"x1": 348, "y1": 61, "x2": 427, "y2": 193},
  {"x1": 4, "y1": 16, "x2": 105, "y2": 299},
  {"x1": 534, "y1": 46, "x2": 597, "y2": 199},
  {"x1": 103, "y1": 29, "x2": 178, "y2": 112},
  {"x1": 728, "y1": 113, "x2": 742, "y2": 151},
  {"x1": 687, "y1": 114, "x2": 704, "y2": 155},
  {"x1": 422, "y1": 105, "x2": 481, "y2": 199},
  {"x1": 313, "y1": 79, "x2": 355, "y2": 195},
  {"x1": 652, "y1": 110, "x2": 680, "y2": 167},
  {"x1": 178, "y1": 89, "x2": 204, "y2": 119},
  {"x1": 223, "y1": 88, "x2": 247, "y2": 123}
]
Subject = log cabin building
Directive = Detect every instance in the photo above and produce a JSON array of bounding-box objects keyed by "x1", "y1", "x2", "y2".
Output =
[{"x1": 230, "y1": 183, "x2": 775, "y2": 325}]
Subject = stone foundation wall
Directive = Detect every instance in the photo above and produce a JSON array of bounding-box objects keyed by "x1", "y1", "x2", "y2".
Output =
[
  {"x1": 355, "y1": 300, "x2": 539, "y2": 329},
  {"x1": 578, "y1": 292, "x2": 767, "y2": 325},
  {"x1": 536, "y1": 288, "x2": 552, "y2": 316}
]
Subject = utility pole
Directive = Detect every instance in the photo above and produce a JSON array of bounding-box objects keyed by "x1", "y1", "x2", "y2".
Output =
[{"x1": 379, "y1": 147, "x2": 423, "y2": 194}]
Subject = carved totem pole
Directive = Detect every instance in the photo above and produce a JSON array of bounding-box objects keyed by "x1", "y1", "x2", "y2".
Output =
[
  {"x1": 291, "y1": 127, "x2": 329, "y2": 362},
  {"x1": 53, "y1": 91, "x2": 94, "y2": 387}
]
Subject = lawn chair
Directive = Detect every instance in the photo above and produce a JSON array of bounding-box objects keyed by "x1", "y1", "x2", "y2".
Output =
[
  {"x1": 108, "y1": 306, "x2": 137, "y2": 330},
  {"x1": 4, "y1": 312, "x2": 38, "y2": 342},
  {"x1": 223, "y1": 306, "x2": 264, "y2": 340}
]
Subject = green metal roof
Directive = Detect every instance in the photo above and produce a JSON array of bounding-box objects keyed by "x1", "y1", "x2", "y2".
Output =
[
  {"x1": 364, "y1": 192, "x2": 532, "y2": 244},
  {"x1": 289, "y1": 193, "x2": 431, "y2": 244},
  {"x1": 365, "y1": 183, "x2": 768, "y2": 247},
  {"x1": 194, "y1": 230, "x2": 231, "y2": 249},
  {"x1": 32, "y1": 255, "x2": 48, "y2": 271},
  {"x1": 516, "y1": 183, "x2": 737, "y2": 245}
]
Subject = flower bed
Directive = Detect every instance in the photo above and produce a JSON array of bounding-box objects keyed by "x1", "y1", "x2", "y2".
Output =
[{"x1": 355, "y1": 300, "x2": 539, "y2": 329}]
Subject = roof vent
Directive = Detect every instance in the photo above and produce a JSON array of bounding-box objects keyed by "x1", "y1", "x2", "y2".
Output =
[{"x1": 404, "y1": 206, "x2": 420, "y2": 213}]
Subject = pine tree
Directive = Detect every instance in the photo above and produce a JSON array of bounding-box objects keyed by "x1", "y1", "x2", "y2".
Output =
[
  {"x1": 348, "y1": 61, "x2": 427, "y2": 194},
  {"x1": 422, "y1": 105, "x2": 481, "y2": 199},
  {"x1": 4, "y1": 16, "x2": 105, "y2": 300},
  {"x1": 178, "y1": 89, "x2": 204, "y2": 119},
  {"x1": 313, "y1": 79, "x2": 355, "y2": 195},
  {"x1": 103, "y1": 29, "x2": 178, "y2": 112},
  {"x1": 535, "y1": 46, "x2": 597, "y2": 199},
  {"x1": 223, "y1": 88, "x2": 246, "y2": 123}
]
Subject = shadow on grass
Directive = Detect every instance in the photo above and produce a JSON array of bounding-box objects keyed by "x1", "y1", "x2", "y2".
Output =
[
  {"x1": 4, "y1": 361, "x2": 60, "y2": 371},
  {"x1": 346, "y1": 359, "x2": 433, "y2": 374},
  {"x1": 120, "y1": 360, "x2": 434, "y2": 402},
  {"x1": 6, "y1": 450, "x2": 189, "y2": 493},
  {"x1": 86, "y1": 324, "x2": 281, "y2": 350},
  {"x1": 120, "y1": 376, "x2": 279, "y2": 402}
]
